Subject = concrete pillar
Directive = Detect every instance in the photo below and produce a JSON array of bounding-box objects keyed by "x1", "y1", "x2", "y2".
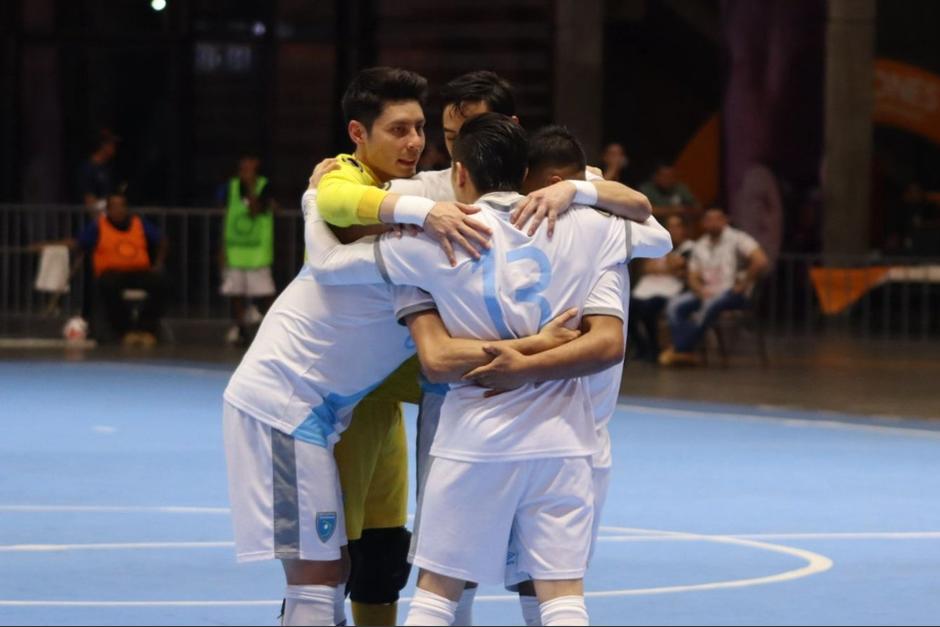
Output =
[
  {"x1": 823, "y1": 0, "x2": 876, "y2": 257},
  {"x1": 20, "y1": 0, "x2": 63, "y2": 203},
  {"x1": 554, "y1": 0, "x2": 604, "y2": 160}
]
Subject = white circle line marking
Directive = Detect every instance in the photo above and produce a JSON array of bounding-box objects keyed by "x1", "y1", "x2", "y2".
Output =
[
  {"x1": 2, "y1": 531, "x2": 936, "y2": 553},
  {"x1": 0, "y1": 526, "x2": 833, "y2": 607}
]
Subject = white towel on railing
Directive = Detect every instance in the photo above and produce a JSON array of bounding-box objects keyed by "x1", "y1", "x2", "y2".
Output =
[{"x1": 34, "y1": 245, "x2": 70, "y2": 294}]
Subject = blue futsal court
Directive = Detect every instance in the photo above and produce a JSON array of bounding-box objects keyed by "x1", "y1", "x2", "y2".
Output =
[{"x1": 1, "y1": 360, "x2": 939, "y2": 626}]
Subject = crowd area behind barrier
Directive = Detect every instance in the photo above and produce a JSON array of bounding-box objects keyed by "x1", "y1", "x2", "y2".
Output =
[{"x1": 2, "y1": 202, "x2": 939, "y2": 343}]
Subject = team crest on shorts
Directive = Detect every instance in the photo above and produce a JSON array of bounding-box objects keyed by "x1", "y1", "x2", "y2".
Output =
[{"x1": 316, "y1": 512, "x2": 337, "y2": 543}]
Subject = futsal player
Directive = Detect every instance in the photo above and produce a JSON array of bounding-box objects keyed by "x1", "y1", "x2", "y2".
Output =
[
  {"x1": 222, "y1": 67, "x2": 495, "y2": 627},
  {"x1": 498, "y1": 124, "x2": 635, "y2": 626}
]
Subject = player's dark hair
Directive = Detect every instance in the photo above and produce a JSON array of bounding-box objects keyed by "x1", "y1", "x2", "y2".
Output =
[
  {"x1": 440, "y1": 71, "x2": 516, "y2": 117},
  {"x1": 342, "y1": 67, "x2": 429, "y2": 131},
  {"x1": 452, "y1": 113, "x2": 528, "y2": 194},
  {"x1": 527, "y1": 125, "x2": 586, "y2": 175}
]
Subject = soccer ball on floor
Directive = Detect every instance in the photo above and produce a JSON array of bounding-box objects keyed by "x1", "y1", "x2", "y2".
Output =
[{"x1": 62, "y1": 316, "x2": 89, "y2": 342}]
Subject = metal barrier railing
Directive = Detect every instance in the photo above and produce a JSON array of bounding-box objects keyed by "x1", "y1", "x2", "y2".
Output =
[
  {"x1": 763, "y1": 253, "x2": 940, "y2": 340},
  {"x1": 0, "y1": 203, "x2": 305, "y2": 331},
  {"x1": 2, "y1": 203, "x2": 939, "y2": 340}
]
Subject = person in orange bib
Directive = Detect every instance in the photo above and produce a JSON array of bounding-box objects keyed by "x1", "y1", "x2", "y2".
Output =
[{"x1": 75, "y1": 191, "x2": 168, "y2": 345}]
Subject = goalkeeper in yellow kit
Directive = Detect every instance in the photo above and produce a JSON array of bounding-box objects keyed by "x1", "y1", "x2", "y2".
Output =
[{"x1": 307, "y1": 67, "x2": 491, "y2": 626}]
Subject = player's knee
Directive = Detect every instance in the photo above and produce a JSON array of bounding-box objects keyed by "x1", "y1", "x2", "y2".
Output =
[
  {"x1": 346, "y1": 527, "x2": 412, "y2": 604},
  {"x1": 282, "y1": 556, "x2": 349, "y2": 587}
]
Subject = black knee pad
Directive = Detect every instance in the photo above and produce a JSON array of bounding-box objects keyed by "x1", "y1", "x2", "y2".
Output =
[{"x1": 346, "y1": 526, "x2": 413, "y2": 604}]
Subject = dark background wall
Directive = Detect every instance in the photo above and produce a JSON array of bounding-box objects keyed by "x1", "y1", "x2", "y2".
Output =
[
  {"x1": 3, "y1": 0, "x2": 940, "y2": 256},
  {"x1": 603, "y1": 0, "x2": 721, "y2": 186}
]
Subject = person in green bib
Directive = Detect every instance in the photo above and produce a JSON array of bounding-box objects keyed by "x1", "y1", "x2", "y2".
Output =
[{"x1": 220, "y1": 155, "x2": 278, "y2": 345}]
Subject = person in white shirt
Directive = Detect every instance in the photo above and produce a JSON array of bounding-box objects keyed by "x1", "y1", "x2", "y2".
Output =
[
  {"x1": 491, "y1": 124, "x2": 639, "y2": 626},
  {"x1": 660, "y1": 207, "x2": 769, "y2": 365},
  {"x1": 629, "y1": 214, "x2": 695, "y2": 362},
  {"x1": 304, "y1": 113, "x2": 672, "y2": 626},
  {"x1": 394, "y1": 125, "x2": 649, "y2": 626}
]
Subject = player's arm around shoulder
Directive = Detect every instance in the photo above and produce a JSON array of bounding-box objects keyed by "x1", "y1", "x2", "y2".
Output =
[
  {"x1": 511, "y1": 178, "x2": 652, "y2": 237},
  {"x1": 302, "y1": 186, "x2": 386, "y2": 286},
  {"x1": 316, "y1": 155, "x2": 388, "y2": 227},
  {"x1": 627, "y1": 213, "x2": 673, "y2": 260}
]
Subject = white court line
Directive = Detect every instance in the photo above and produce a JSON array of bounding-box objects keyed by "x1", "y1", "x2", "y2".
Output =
[
  {"x1": 729, "y1": 531, "x2": 940, "y2": 541},
  {"x1": 0, "y1": 526, "x2": 833, "y2": 607},
  {"x1": 0, "y1": 601, "x2": 280, "y2": 608},
  {"x1": 0, "y1": 505, "x2": 229, "y2": 514},
  {"x1": 599, "y1": 531, "x2": 940, "y2": 542},
  {"x1": 3, "y1": 531, "x2": 936, "y2": 553},
  {"x1": 0, "y1": 542, "x2": 234, "y2": 553},
  {"x1": 618, "y1": 403, "x2": 940, "y2": 440}
]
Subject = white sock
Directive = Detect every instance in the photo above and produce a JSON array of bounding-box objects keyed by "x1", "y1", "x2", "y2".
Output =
[
  {"x1": 404, "y1": 587, "x2": 458, "y2": 626},
  {"x1": 539, "y1": 595, "x2": 589, "y2": 626},
  {"x1": 282, "y1": 585, "x2": 337, "y2": 626},
  {"x1": 520, "y1": 594, "x2": 542, "y2": 626},
  {"x1": 334, "y1": 586, "x2": 347, "y2": 626},
  {"x1": 453, "y1": 586, "x2": 478, "y2": 625}
]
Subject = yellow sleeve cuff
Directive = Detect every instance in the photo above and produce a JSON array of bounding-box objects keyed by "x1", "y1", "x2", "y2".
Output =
[{"x1": 356, "y1": 187, "x2": 388, "y2": 224}]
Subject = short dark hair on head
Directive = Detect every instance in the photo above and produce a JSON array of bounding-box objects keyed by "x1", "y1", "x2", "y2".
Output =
[
  {"x1": 341, "y1": 67, "x2": 428, "y2": 130},
  {"x1": 527, "y1": 125, "x2": 586, "y2": 174},
  {"x1": 440, "y1": 71, "x2": 516, "y2": 117},
  {"x1": 453, "y1": 113, "x2": 528, "y2": 194}
]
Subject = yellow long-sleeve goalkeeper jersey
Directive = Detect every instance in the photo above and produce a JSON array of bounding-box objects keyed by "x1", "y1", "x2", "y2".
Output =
[{"x1": 316, "y1": 153, "x2": 391, "y2": 227}]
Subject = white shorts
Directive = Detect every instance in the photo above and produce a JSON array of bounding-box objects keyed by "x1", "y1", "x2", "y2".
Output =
[
  {"x1": 223, "y1": 402, "x2": 347, "y2": 563},
  {"x1": 415, "y1": 385, "x2": 447, "y2": 502},
  {"x1": 411, "y1": 455, "x2": 594, "y2": 584},
  {"x1": 221, "y1": 267, "x2": 276, "y2": 297},
  {"x1": 505, "y1": 464, "x2": 611, "y2": 588}
]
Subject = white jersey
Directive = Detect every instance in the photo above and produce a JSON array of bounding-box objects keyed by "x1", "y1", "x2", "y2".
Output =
[
  {"x1": 387, "y1": 168, "x2": 455, "y2": 202},
  {"x1": 308, "y1": 191, "x2": 672, "y2": 462},
  {"x1": 223, "y1": 267, "x2": 434, "y2": 446},
  {"x1": 581, "y1": 266, "x2": 631, "y2": 469}
]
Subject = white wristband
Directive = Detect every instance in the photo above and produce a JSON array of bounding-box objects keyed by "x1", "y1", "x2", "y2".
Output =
[
  {"x1": 569, "y1": 180, "x2": 598, "y2": 206},
  {"x1": 393, "y1": 195, "x2": 435, "y2": 226},
  {"x1": 301, "y1": 189, "x2": 321, "y2": 222}
]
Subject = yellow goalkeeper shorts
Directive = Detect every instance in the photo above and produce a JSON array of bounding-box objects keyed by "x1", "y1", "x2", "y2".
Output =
[{"x1": 334, "y1": 356, "x2": 421, "y2": 540}]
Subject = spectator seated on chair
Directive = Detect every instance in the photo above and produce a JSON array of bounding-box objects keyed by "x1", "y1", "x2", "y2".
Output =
[
  {"x1": 75, "y1": 191, "x2": 168, "y2": 346},
  {"x1": 628, "y1": 214, "x2": 694, "y2": 362},
  {"x1": 660, "y1": 207, "x2": 768, "y2": 366}
]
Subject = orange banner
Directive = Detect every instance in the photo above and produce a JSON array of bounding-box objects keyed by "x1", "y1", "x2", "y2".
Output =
[
  {"x1": 874, "y1": 59, "x2": 940, "y2": 145},
  {"x1": 809, "y1": 267, "x2": 889, "y2": 315},
  {"x1": 675, "y1": 114, "x2": 720, "y2": 208}
]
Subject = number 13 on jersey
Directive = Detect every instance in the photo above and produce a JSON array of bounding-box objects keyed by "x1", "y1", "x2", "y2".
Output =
[{"x1": 473, "y1": 247, "x2": 553, "y2": 339}]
